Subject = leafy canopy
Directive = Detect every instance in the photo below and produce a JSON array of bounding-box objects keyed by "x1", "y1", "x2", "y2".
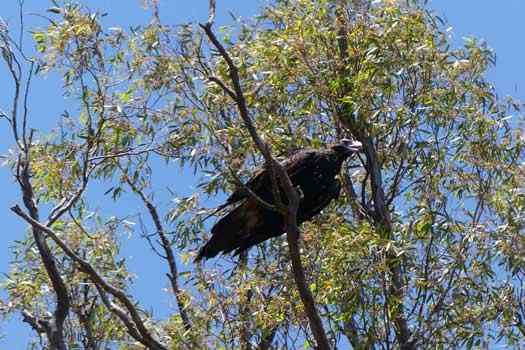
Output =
[{"x1": 2, "y1": 0, "x2": 525, "y2": 349}]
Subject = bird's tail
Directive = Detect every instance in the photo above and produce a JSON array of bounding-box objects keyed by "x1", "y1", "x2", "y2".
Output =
[
  {"x1": 195, "y1": 239, "x2": 219, "y2": 261},
  {"x1": 195, "y1": 205, "x2": 248, "y2": 261}
]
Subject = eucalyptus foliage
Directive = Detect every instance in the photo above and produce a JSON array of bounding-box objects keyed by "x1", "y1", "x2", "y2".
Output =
[{"x1": 2, "y1": 0, "x2": 525, "y2": 349}]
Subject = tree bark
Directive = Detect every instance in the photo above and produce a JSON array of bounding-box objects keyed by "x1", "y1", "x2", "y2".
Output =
[
  {"x1": 286, "y1": 220, "x2": 331, "y2": 350},
  {"x1": 200, "y1": 3, "x2": 332, "y2": 347},
  {"x1": 334, "y1": 3, "x2": 414, "y2": 348}
]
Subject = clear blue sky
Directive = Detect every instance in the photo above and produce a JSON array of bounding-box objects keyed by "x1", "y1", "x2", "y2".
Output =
[{"x1": 0, "y1": 0, "x2": 523, "y2": 348}]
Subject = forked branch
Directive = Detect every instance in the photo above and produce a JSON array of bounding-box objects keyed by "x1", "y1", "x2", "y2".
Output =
[
  {"x1": 199, "y1": 1, "x2": 330, "y2": 348},
  {"x1": 11, "y1": 205, "x2": 167, "y2": 350}
]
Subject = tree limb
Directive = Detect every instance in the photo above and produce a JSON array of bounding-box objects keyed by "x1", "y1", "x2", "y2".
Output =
[
  {"x1": 334, "y1": 3, "x2": 414, "y2": 348},
  {"x1": 2, "y1": 21, "x2": 71, "y2": 349},
  {"x1": 10, "y1": 205, "x2": 167, "y2": 350},
  {"x1": 200, "y1": 12, "x2": 331, "y2": 349},
  {"x1": 21, "y1": 310, "x2": 48, "y2": 335},
  {"x1": 120, "y1": 167, "x2": 193, "y2": 333}
]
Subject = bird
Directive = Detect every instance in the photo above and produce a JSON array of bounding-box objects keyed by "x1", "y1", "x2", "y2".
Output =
[{"x1": 196, "y1": 138, "x2": 363, "y2": 260}]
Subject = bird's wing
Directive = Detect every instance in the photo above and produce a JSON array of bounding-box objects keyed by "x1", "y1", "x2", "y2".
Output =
[
  {"x1": 222, "y1": 149, "x2": 318, "y2": 206},
  {"x1": 299, "y1": 179, "x2": 341, "y2": 222},
  {"x1": 285, "y1": 149, "x2": 318, "y2": 178},
  {"x1": 222, "y1": 165, "x2": 267, "y2": 205}
]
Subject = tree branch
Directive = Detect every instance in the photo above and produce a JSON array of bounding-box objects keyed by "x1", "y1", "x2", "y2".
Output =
[
  {"x1": 21, "y1": 310, "x2": 48, "y2": 335},
  {"x1": 334, "y1": 3, "x2": 414, "y2": 348},
  {"x1": 256, "y1": 326, "x2": 277, "y2": 350},
  {"x1": 120, "y1": 168, "x2": 193, "y2": 333},
  {"x1": 200, "y1": 14, "x2": 330, "y2": 350},
  {"x1": 11, "y1": 205, "x2": 167, "y2": 350},
  {"x1": 227, "y1": 166, "x2": 278, "y2": 212},
  {"x1": 2, "y1": 20, "x2": 71, "y2": 349}
]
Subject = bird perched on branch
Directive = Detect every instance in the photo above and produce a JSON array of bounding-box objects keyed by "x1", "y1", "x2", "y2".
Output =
[{"x1": 196, "y1": 138, "x2": 363, "y2": 260}]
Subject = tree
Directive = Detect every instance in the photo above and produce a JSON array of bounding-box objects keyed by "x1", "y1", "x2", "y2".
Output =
[{"x1": 2, "y1": 0, "x2": 525, "y2": 349}]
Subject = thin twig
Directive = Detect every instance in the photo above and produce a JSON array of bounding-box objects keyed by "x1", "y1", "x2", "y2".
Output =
[{"x1": 119, "y1": 165, "x2": 193, "y2": 334}]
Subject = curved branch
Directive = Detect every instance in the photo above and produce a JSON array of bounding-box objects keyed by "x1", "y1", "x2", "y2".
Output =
[
  {"x1": 200, "y1": 17, "x2": 331, "y2": 350},
  {"x1": 120, "y1": 168, "x2": 193, "y2": 333},
  {"x1": 334, "y1": 3, "x2": 414, "y2": 348},
  {"x1": 2, "y1": 22, "x2": 71, "y2": 347},
  {"x1": 11, "y1": 205, "x2": 167, "y2": 350}
]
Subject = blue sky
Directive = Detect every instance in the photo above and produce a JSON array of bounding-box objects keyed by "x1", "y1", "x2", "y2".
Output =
[{"x1": 0, "y1": 0, "x2": 524, "y2": 348}]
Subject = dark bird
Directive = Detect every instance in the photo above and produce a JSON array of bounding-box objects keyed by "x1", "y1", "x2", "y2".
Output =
[{"x1": 196, "y1": 138, "x2": 363, "y2": 260}]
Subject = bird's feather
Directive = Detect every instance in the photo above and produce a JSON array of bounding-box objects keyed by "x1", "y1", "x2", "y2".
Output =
[{"x1": 196, "y1": 143, "x2": 358, "y2": 261}]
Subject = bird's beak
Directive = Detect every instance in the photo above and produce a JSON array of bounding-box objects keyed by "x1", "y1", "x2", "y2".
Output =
[{"x1": 346, "y1": 140, "x2": 363, "y2": 152}]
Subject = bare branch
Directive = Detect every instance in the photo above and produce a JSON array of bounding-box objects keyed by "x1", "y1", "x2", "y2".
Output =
[
  {"x1": 256, "y1": 326, "x2": 277, "y2": 350},
  {"x1": 206, "y1": 0, "x2": 216, "y2": 27},
  {"x1": 87, "y1": 147, "x2": 156, "y2": 162},
  {"x1": 21, "y1": 310, "x2": 47, "y2": 335},
  {"x1": 227, "y1": 166, "x2": 278, "y2": 212},
  {"x1": 21, "y1": 60, "x2": 34, "y2": 150},
  {"x1": 47, "y1": 180, "x2": 89, "y2": 226},
  {"x1": 239, "y1": 252, "x2": 252, "y2": 350},
  {"x1": 93, "y1": 283, "x2": 144, "y2": 343},
  {"x1": 334, "y1": 3, "x2": 414, "y2": 348},
  {"x1": 200, "y1": 18, "x2": 330, "y2": 350},
  {"x1": 120, "y1": 167, "x2": 193, "y2": 333},
  {"x1": 11, "y1": 205, "x2": 168, "y2": 350},
  {"x1": 209, "y1": 76, "x2": 237, "y2": 100}
]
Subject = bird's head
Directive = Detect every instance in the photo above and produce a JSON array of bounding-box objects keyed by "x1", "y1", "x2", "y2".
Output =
[{"x1": 331, "y1": 138, "x2": 363, "y2": 157}]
